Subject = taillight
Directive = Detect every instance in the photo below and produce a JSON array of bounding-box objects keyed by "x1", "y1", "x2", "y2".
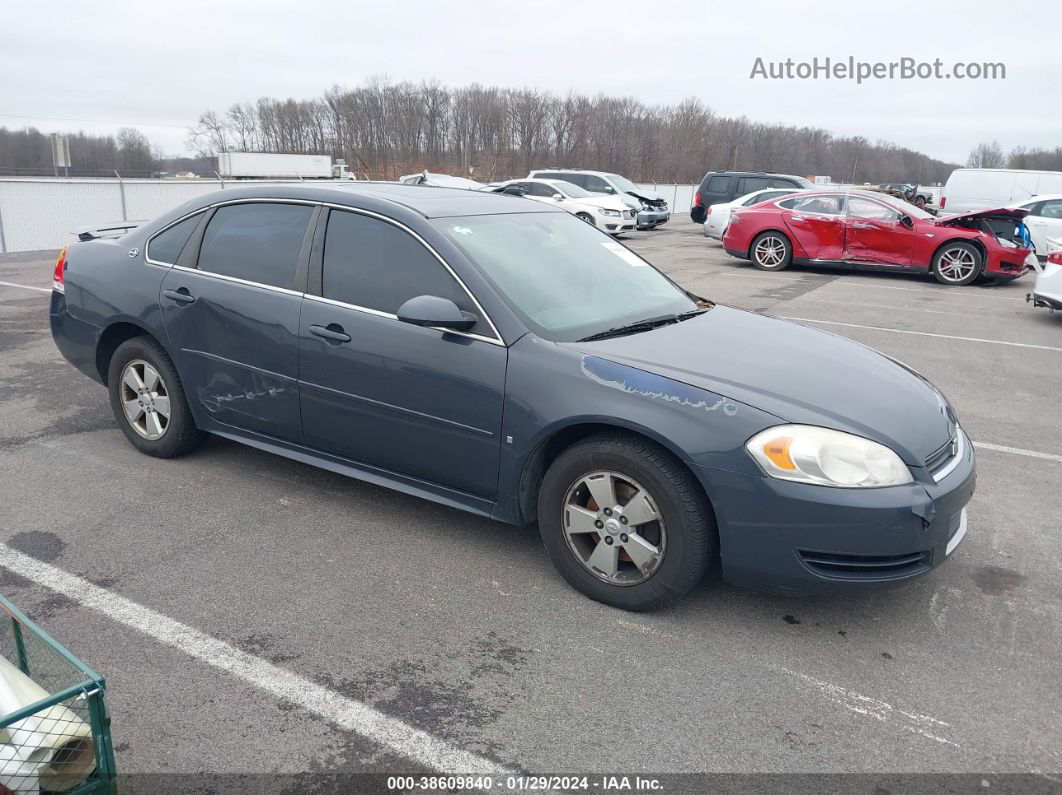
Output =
[
  {"x1": 1049, "y1": 251, "x2": 1062, "y2": 266},
  {"x1": 694, "y1": 192, "x2": 702, "y2": 207},
  {"x1": 940, "y1": 197, "x2": 946, "y2": 208},
  {"x1": 52, "y1": 246, "x2": 67, "y2": 293}
]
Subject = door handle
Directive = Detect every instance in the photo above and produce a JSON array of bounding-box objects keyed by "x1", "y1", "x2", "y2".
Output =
[
  {"x1": 309, "y1": 323, "x2": 351, "y2": 343},
  {"x1": 162, "y1": 288, "x2": 195, "y2": 305},
  {"x1": 790, "y1": 215, "x2": 807, "y2": 222}
]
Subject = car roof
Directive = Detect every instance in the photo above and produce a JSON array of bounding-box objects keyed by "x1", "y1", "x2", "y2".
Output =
[
  {"x1": 1008, "y1": 193, "x2": 1062, "y2": 205},
  {"x1": 530, "y1": 168, "x2": 614, "y2": 177},
  {"x1": 186, "y1": 182, "x2": 562, "y2": 219}
]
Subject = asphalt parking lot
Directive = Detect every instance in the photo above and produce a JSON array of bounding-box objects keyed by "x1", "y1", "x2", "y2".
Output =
[{"x1": 0, "y1": 220, "x2": 1060, "y2": 786}]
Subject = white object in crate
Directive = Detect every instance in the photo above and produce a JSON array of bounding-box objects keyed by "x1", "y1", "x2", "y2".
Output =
[{"x1": 0, "y1": 655, "x2": 95, "y2": 793}]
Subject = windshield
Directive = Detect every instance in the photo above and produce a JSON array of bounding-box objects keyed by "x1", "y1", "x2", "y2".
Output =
[
  {"x1": 433, "y1": 213, "x2": 698, "y2": 342},
  {"x1": 549, "y1": 180, "x2": 591, "y2": 199},
  {"x1": 605, "y1": 174, "x2": 640, "y2": 193}
]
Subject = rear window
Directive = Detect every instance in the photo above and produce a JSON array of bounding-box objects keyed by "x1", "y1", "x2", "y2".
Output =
[
  {"x1": 197, "y1": 203, "x2": 313, "y2": 290},
  {"x1": 147, "y1": 213, "x2": 202, "y2": 264}
]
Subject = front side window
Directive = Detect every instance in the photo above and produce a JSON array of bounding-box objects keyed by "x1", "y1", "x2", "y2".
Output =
[
  {"x1": 147, "y1": 213, "x2": 202, "y2": 264},
  {"x1": 322, "y1": 210, "x2": 468, "y2": 315},
  {"x1": 434, "y1": 213, "x2": 697, "y2": 342},
  {"x1": 525, "y1": 182, "x2": 556, "y2": 198},
  {"x1": 1036, "y1": 199, "x2": 1062, "y2": 218},
  {"x1": 605, "y1": 174, "x2": 639, "y2": 193},
  {"x1": 584, "y1": 175, "x2": 612, "y2": 194},
  {"x1": 197, "y1": 203, "x2": 313, "y2": 290},
  {"x1": 550, "y1": 180, "x2": 591, "y2": 199}
]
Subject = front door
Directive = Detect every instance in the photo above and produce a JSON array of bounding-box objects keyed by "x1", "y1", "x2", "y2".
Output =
[
  {"x1": 781, "y1": 194, "x2": 846, "y2": 260},
  {"x1": 843, "y1": 195, "x2": 916, "y2": 266},
  {"x1": 160, "y1": 201, "x2": 316, "y2": 442},
  {"x1": 1023, "y1": 198, "x2": 1062, "y2": 256},
  {"x1": 298, "y1": 208, "x2": 507, "y2": 499}
]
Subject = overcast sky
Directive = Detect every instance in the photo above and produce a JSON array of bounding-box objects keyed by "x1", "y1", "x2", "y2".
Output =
[{"x1": 4, "y1": 0, "x2": 1059, "y2": 165}]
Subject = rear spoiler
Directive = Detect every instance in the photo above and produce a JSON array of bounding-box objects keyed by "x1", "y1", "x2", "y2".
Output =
[{"x1": 74, "y1": 220, "x2": 146, "y2": 241}]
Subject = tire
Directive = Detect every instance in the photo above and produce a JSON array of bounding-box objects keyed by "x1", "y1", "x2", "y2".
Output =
[
  {"x1": 537, "y1": 433, "x2": 714, "y2": 611},
  {"x1": 107, "y1": 336, "x2": 204, "y2": 458},
  {"x1": 575, "y1": 212, "x2": 595, "y2": 225},
  {"x1": 932, "y1": 241, "x2": 983, "y2": 286},
  {"x1": 750, "y1": 231, "x2": 793, "y2": 271}
]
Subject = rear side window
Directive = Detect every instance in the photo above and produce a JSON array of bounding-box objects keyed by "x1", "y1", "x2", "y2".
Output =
[
  {"x1": 322, "y1": 210, "x2": 468, "y2": 314},
  {"x1": 742, "y1": 190, "x2": 790, "y2": 206},
  {"x1": 147, "y1": 213, "x2": 201, "y2": 264},
  {"x1": 737, "y1": 177, "x2": 771, "y2": 194},
  {"x1": 705, "y1": 176, "x2": 731, "y2": 194},
  {"x1": 584, "y1": 175, "x2": 612, "y2": 193},
  {"x1": 1036, "y1": 199, "x2": 1062, "y2": 218},
  {"x1": 779, "y1": 195, "x2": 845, "y2": 215},
  {"x1": 769, "y1": 178, "x2": 800, "y2": 189},
  {"x1": 197, "y1": 203, "x2": 313, "y2": 290}
]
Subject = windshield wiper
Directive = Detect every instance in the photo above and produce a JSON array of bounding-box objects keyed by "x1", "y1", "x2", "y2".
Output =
[{"x1": 577, "y1": 308, "x2": 707, "y2": 342}]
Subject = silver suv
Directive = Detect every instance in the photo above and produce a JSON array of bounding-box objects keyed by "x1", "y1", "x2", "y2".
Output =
[{"x1": 529, "y1": 169, "x2": 669, "y2": 230}]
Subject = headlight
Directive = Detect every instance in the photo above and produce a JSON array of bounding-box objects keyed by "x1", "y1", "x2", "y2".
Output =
[
  {"x1": 746, "y1": 425, "x2": 912, "y2": 488},
  {"x1": 598, "y1": 208, "x2": 621, "y2": 217}
]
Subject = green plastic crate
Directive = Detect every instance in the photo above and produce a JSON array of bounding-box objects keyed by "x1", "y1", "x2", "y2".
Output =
[{"x1": 0, "y1": 595, "x2": 116, "y2": 794}]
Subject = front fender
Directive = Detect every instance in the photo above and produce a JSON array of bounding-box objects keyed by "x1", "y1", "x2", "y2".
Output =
[{"x1": 495, "y1": 335, "x2": 782, "y2": 522}]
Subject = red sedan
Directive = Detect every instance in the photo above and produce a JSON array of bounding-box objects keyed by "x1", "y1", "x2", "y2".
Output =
[{"x1": 722, "y1": 190, "x2": 1033, "y2": 286}]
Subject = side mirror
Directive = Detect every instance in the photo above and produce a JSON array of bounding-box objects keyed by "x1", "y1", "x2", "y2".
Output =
[
  {"x1": 899, "y1": 214, "x2": 914, "y2": 229},
  {"x1": 603, "y1": 186, "x2": 615, "y2": 194},
  {"x1": 551, "y1": 193, "x2": 564, "y2": 201},
  {"x1": 397, "y1": 295, "x2": 477, "y2": 332}
]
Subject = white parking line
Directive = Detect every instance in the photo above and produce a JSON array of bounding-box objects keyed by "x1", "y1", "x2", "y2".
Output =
[
  {"x1": 0, "y1": 280, "x2": 50, "y2": 294},
  {"x1": 973, "y1": 441, "x2": 1062, "y2": 464},
  {"x1": 0, "y1": 545, "x2": 514, "y2": 777},
  {"x1": 782, "y1": 317, "x2": 1062, "y2": 352}
]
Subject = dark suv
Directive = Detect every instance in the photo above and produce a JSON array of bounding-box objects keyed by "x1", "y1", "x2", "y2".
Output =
[{"x1": 690, "y1": 171, "x2": 814, "y2": 223}]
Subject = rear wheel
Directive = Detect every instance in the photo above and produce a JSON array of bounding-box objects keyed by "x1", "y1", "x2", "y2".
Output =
[
  {"x1": 750, "y1": 231, "x2": 792, "y2": 271},
  {"x1": 932, "y1": 241, "x2": 982, "y2": 286},
  {"x1": 537, "y1": 434, "x2": 714, "y2": 611},
  {"x1": 107, "y1": 336, "x2": 204, "y2": 458}
]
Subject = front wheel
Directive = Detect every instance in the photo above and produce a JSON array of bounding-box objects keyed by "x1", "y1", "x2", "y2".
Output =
[
  {"x1": 932, "y1": 241, "x2": 983, "y2": 286},
  {"x1": 750, "y1": 231, "x2": 792, "y2": 271},
  {"x1": 537, "y1": 434, "x2": 714, "y2": 611},
  {"x1": 575, "y1": 212, "x2": 595, "y2": 225}
]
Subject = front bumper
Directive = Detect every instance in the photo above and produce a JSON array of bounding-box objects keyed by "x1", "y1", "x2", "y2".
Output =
[
  {"x1": 637, "y1": 209, "x2": 669, "y2": 228},
  {"x1": 697, "y1": 431, "x2": 976, "y2": 595}
]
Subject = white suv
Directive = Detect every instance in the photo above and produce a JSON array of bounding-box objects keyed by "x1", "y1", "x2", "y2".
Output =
[
  {"x1": 529, "y1": 169, "x2": 669, "y2": 229},
  {"x1": 488, "y1": 178, "x2": 637, "y2": 234}
]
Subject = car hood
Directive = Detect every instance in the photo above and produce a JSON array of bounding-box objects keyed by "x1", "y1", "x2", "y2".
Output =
[
  {"x1": 935, "y1": 207, "x2": 1030, "y2": 224},
  {"x1": 625, "y1": 189, "x2": 667, "y2": 206},
  {"x1": 562, "y1": 306, "x2": 952, "y2": 465},
  {"x1": 577, "y1": 195, "x2": 630, "y2": 211}
]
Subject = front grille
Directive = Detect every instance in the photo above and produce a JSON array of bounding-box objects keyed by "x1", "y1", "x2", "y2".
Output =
[
  {"x1": 925, "y1": 436, "x2": 954, "y2": 471},
  {"x1": 798, "y1": 549, "x2": 931, "y2": 580}
]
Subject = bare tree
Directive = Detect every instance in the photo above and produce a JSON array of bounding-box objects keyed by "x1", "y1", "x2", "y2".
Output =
[{"x1": 966, "y1": 140, "x2": 1005, "y2": 169}]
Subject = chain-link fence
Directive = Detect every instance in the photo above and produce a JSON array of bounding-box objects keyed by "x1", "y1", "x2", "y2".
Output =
[{"x1": 0, "y1": 178, "x2": 699, "y2": 254}]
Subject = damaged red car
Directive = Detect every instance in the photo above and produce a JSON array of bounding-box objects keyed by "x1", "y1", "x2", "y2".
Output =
[{"x1": 722, "y1": 190, "x2": 1033, "y2": 285}]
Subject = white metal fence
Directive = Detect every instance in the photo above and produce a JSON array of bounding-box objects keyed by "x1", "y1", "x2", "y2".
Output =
[{"x1": 0, "y1": 178, "x2": 699, "y2": 254}]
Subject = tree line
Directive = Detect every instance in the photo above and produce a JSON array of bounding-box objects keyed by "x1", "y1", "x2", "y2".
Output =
[
  {"x1": 0, "y1": 126, "x2": 157, "y2": 177},
  {"x1": 186, "y1": 78, "x2": 962, "y2": 184},
  {"x1": 967, "y1": 140, "x2": 1062, "y2": 172}
]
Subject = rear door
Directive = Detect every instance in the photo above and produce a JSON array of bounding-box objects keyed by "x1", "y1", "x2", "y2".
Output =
[
  {"x1": 159, "y1": 200, "x2": 316, "y2": 442},
  {"x1": 780, "y1": 194, "x2": 846, "y2": 260},
  {"x1": 843, "y1": 195, "x2": 915, "y2": 266},
  {"x1": 298, "y1": 208, "x2": 507, "y2": 499}
]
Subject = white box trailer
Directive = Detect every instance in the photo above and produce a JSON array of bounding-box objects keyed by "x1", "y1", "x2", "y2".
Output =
[{"x1": 217, "y1": 152, "x2": 334, "y2": 179}]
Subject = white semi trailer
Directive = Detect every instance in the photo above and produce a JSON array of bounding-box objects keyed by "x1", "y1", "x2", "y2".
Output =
[{"x1": 217, "y1": 152, "x2": 354, "y2": 179}]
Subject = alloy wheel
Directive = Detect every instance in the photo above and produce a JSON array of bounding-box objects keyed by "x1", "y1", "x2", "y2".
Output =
[
  {"x1": 754, "y1": 235, "x2": 786, "y2": 268},
  {"x1": 119, "y1": 359, "x2": 171, "y2": 440},
  {"x1": 562, "y1": 470, "x2": 666, "y2": 586},
  {"x1": 936, "y1": 246, "x2": 978, "y2": 283}
]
